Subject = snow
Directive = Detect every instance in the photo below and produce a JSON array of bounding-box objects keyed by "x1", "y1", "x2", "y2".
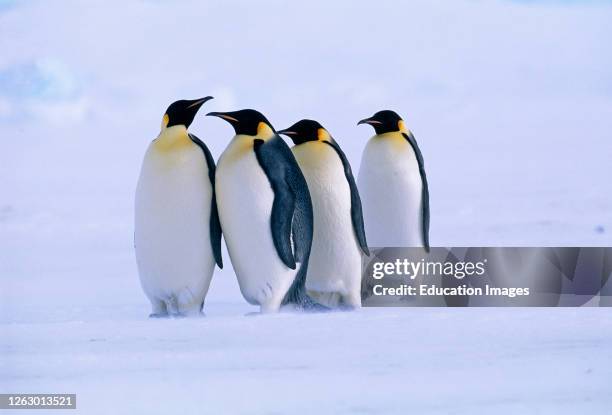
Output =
[
  {"x1": 2, "y1": 0, "x2": 612, "y2": 413},
  {"x1": 2, "y1": 305, "x2": 612, "y2": 414}
]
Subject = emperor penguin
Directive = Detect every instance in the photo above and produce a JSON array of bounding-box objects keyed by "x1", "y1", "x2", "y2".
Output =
[
  {"x1": 206, "y1": 109, "x2": 316, "y2": 312},
  {"x1": 135, "y1": 97, "x2": 222, "y2": 317},
  {"x1": 278, "y1": 120, "x2": 369, "y2": 308},
  {"x1": 357, "y1": 110, "x2": 430, "y2": 251}
]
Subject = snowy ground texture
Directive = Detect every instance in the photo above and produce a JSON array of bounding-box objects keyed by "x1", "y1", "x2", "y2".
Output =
[
  {"x1": 2, "y1": 306, "x2": 612, "y2": 414},
  {"x1": 2, "y1": 0, "x2": 612, "y2": 413}
]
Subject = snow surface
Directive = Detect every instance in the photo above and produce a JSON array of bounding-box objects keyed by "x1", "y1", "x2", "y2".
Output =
[
  {"x1": 2, "y1": 0, "x2": 612, "y2": 413},
  {"x1": 2, "y1": 305, "x2": 612, "y2": 414}
]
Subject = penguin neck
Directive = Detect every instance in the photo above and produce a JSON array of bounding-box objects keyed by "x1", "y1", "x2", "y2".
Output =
[
  {"x1": 374, "y1": 121, "x2": 410, "y2": 138},
  {"x1": 154, "y1": 125, "x2": 191, "y2": 152},
  {"x1": 374, "y1": 130, "x2": 404, "y2": 139},
  {"x1": 231, "y1": 121, "x2": 275, "y2": 146},
  {"x1": 293, "y1": 128, "x2": 332, "y2": 146},
  {"x1": 374, "y1": 121, "x2": 412, "y2": 140},
  {"x1": 223, "y1": 123, "x2": 276, "y2": 163},
  {"x1": 372, "y1": 130, "x2": 409, "y2": 150}
]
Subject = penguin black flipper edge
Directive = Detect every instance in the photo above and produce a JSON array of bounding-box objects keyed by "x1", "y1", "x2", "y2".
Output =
[
  {"x1": 402, "y1": 132, "x2": 430, "y2": 252},
  {"x1": 254, "y1": 135, "x2": 315, "y2": 305},
  {"x1": 323, "y1": 140, "x2": 369, "y2": 255},
  {"x1": 253, "y1": 136, "x2": 298, "y2": 269},
  {"x1": 189, "y1": 133, "x2": 223, "y2": 268}
]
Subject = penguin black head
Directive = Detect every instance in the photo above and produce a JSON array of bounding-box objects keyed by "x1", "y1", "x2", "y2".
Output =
[
  {"x1": 206, "y1": 109, "x2": 275, "y2": 136},
  {"x1": 277, "y1": 119, "x2": 332, "y2": 145},
  {"x1": 357, "y1": 110, "x2": 406, "y2": 135},
  {"x1": 162, "y1": 96, "x2": 213, "y2": 130}
]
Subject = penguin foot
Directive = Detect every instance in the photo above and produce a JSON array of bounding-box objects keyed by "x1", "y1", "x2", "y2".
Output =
[
  {"x1": 337, "y1": 304, "x2": 358, "y2": 312},
  {"x1": 148, "y1": 312, "x2": 169, "y2": 319},
  {"x1": 184, "y1": 310, "x2": 206, "y2": 318},
  {"x1": 170, "y1": 310, "x2": 205, "y2": 318},
  {"x1": 303, "y1": 302, "x2": 332, "y2": 313}
]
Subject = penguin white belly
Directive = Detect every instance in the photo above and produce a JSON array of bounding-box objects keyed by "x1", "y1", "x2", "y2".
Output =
[
  {"x1": 216, "y1": 136, "x2": 296, "y2": 310},
  {"x1": 135, "y1": 138, "x2": 215, "y2": 315},
  {"x1": 293, "y1": 142, "x2": 362, "y2": 303},
  {"x1": 358, "y1": 133, "x2": 423, "y2": 248}
]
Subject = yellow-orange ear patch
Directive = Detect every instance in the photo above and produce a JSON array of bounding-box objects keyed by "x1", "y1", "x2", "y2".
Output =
[
  {"x1": 317, "y1": 128, "x2": 331, "y2": 141},
  {"x1": 257, "y1": 122, "x2": 275, "y2": 140},
  {"x1": 161, "y1": 114, "x2": 169, "y2": 130},
  {"x1": 398, "y1": 120, "x2": 407, "y2": 133}
]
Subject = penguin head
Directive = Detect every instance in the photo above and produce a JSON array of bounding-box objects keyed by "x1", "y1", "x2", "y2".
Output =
[
  {"x1": 357, "y1": 110, "x2": 406, "y2": 135},
  {"x1": 277, "y1": 119, "x2": 332, "y2": 145},
  {"x1": 206, "y1": 109, "x2": 275, "y2": 137},
  {"x1": 161, "y1": 96, "x2": 213, "y2": 130}
]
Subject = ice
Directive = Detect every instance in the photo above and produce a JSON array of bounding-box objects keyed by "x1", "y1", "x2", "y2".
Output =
[{"x1": 2, "y1": 304, "x2": 611, "y2": 414}]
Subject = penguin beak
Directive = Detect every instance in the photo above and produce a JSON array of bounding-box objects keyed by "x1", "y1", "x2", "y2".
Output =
[
  {"x1": 277, "y1": 129, "x2": 297, "y2": 136},
  {"x1": 206, "y1": 111, "x2": 240, "y2": 123},
  {"x1": 186, "y1": 96, "x2": 214, "y2": 110},
  {"x1": 357, "y1": 117, "x2": 382, "y2": 126}
]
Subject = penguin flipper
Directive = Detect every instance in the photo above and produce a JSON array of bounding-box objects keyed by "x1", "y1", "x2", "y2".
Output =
[
  {"x1": 253, "y1": 137, "x2": 297, "y2": 269},
  {"x1": 271, "y1": 137, "x2": 314, "y2": 266},
  {"x1": 189, "y1": 133, "x2": 223, "y2": 268},
  {"x1": 323, "y1": 141, "x2": 369, "y2": 255},
  {"x1": 254, "y1": 136, "x2": 315, "y2": 306},
  {"x1": 290, "y1": 177, "x2": 312, "y2": 264},
  {"x1": 402, "y1": 132, "x2": 430, "y2": 252}
]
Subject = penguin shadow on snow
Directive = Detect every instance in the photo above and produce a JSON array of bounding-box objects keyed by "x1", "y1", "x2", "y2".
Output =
[{"x1": 243, "y1": 302, "x2": 354, "y2": 317}]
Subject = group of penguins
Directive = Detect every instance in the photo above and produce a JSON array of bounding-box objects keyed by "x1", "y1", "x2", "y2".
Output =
[{"x1": 134, "y1": 96, "x2": 429, "y2": 316}]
